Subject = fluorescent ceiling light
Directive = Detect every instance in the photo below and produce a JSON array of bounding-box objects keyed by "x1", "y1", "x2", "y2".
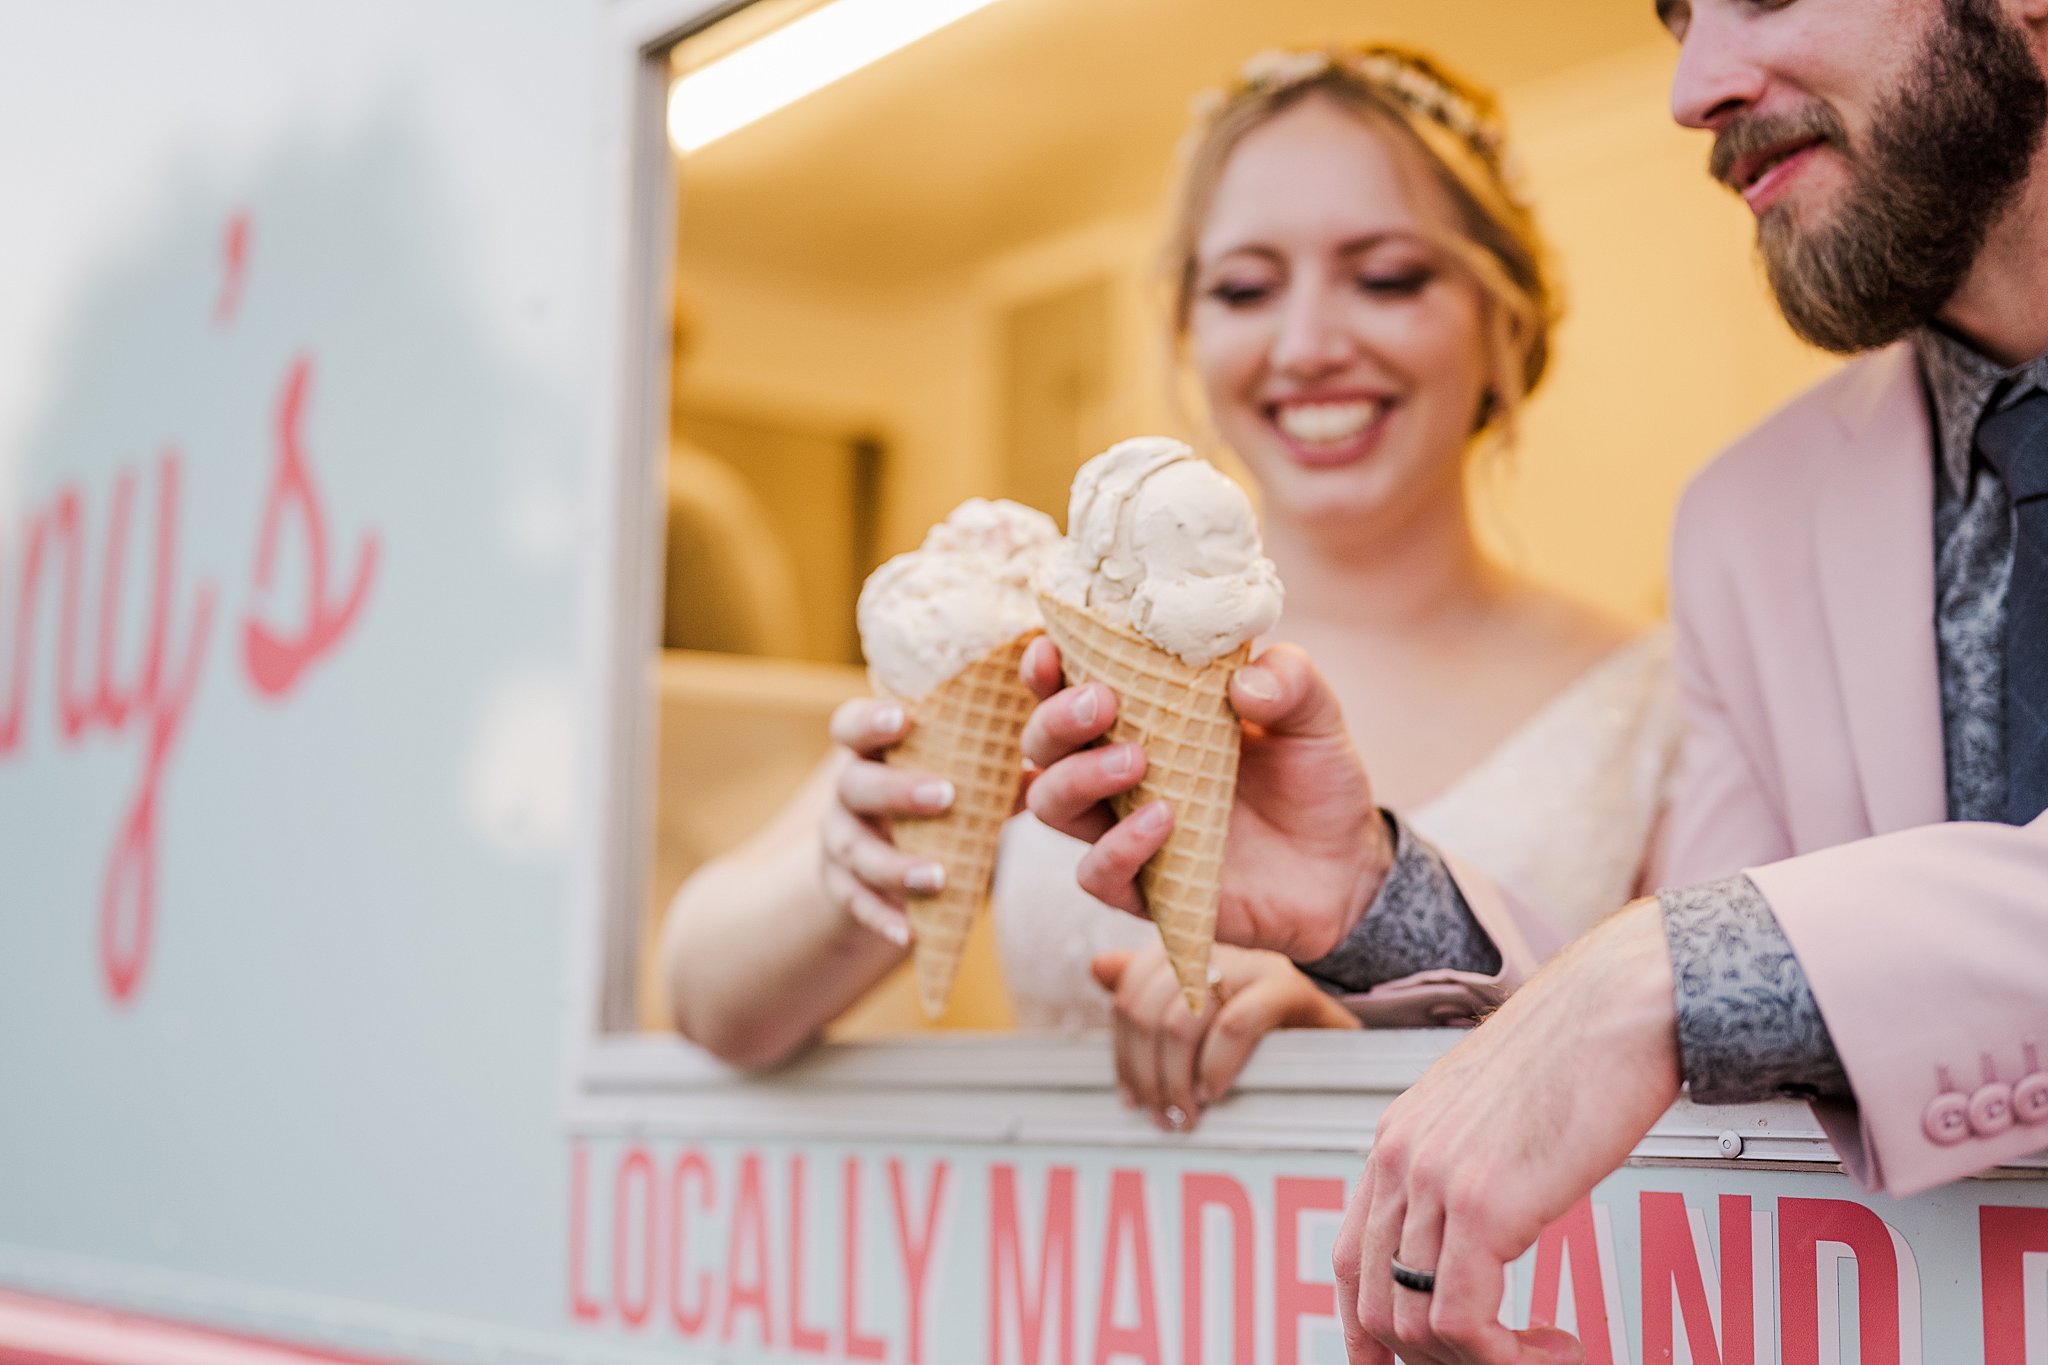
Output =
[{"x1": 668, "y1": 0, "x2": 1005, "y2": 154}]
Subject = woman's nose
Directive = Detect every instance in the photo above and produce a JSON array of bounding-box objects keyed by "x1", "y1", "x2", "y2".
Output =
[{"x1": 1269, "y1": 286, "x2": 1353, "y2": 378}]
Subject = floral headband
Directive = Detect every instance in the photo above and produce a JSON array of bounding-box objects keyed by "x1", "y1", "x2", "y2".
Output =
[{"x1": 1187, "y1": 45, "x2": 1515, "y2": 181}]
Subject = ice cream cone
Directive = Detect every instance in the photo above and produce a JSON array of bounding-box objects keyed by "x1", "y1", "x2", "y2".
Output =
[
  {"x1": 878, "y1": 631, "x2": 1038, "y2": 1019},
  {"x1": 1036, "y1": 591, "x2": 1247, "y2": 1013}
]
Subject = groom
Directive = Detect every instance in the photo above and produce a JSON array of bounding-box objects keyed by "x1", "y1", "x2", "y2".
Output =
[{"x1": 1022, "y1": 0, "x2": 2048, "y2": 1358}]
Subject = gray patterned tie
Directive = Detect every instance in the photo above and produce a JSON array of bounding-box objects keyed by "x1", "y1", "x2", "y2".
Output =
[{"x1": 1975, "y1": 390, "x2": 2048, "y2": 824}]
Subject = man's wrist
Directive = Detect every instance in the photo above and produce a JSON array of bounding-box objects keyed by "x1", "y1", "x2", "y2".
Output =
[
  {"x1": 1327, "y1": 808, "x2": 1398, "y2": 956},
  {"x1": 1602, "y1": 898, "x2": 1683, "y2": 1047},
  {"x1": 1295, "y1": 812, "x2": 1500, "y2": 991}
]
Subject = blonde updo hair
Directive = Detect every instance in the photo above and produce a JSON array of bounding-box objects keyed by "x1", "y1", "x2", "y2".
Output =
[{"x1": 1165, "y1": 45, "x2": 1558, "y2": 439}]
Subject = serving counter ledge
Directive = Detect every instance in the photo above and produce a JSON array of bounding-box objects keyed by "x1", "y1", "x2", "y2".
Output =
[{"x1": 568, "y1": 1029, "x2": 2048, "y2": 1176}]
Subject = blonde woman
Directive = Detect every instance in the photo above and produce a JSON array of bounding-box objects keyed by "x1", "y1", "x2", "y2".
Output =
[
  {"x1": 1006, "y1": 46, "x2": 1677, "y2": 1123},
  {"x1": 663, "y1": 47, "x2": 1679, "y2": 1113}
]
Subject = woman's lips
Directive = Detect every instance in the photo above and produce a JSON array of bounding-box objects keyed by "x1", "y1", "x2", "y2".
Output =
[
  {"x1": 1742, "y1": 140, "x2": 1825, "y2": 215},
  {"x1": 1266, "y1": 397, "x2": 1392, "y2": 466}
]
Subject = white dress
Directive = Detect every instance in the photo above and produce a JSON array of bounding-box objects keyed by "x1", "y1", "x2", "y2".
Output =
[{"x1": 991, "y1": 630, "x2": 1681, "y2": 1033}]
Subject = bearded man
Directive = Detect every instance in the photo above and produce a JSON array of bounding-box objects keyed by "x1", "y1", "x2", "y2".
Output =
[{"x1": 1019, "y1": 0, "x2": 2048, "y2": 1358}]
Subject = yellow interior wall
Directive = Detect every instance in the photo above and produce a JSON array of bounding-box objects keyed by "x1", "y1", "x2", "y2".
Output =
[
  {"x1": 683, "y1": 43, "x2": 1835, "y2": 623},
  {"x1": 1483, "y1": 45, "x2": 1837, "y2": 619}
]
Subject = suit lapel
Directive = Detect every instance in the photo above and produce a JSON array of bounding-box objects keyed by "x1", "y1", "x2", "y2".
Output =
[{"x1": 1814, "y1": 344, "x2": 1949, "y2": 834}]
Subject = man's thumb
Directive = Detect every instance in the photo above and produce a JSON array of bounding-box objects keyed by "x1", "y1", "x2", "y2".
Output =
[
  {"x1": 1090, "y1": 951, "x2": 1133, "y2": 992},
  {"x1": 1229, "y1": 643, "x2": 1348, "y2": 738}
]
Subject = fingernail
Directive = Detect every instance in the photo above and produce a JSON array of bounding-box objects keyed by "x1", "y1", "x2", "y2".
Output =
[
  {"x1": 1195, "y1": 1084, "x2": 1212, "y2": 1107},
  {"x1": 874, "y1": 703, "x2": 906, "y2": 734},
  {"x1": 1105, "y1": 745, "x2": 1137, "y2": 780},
  {"x1": 1136, "y1": 802, "x2": 1171, "y2": 833},
  {"x1": 886, "y1": 920, "x2": 911, "y2": 947},
  {"x1": 1521, "y1": 1326, "x2": 1586, "y2": 1363},
  {"x1": 913, "y1": 779, "x2": 955, "y2": 812},
  {"x1": 1235, "y1": 666, "x2": 1279, "y2": 702},
  {"x1": 905, "y1": 862, "x2": 946, "y2": 894},
  {"x1": 1072, "y1": 687, "x2": 1100, "y2": 727}
]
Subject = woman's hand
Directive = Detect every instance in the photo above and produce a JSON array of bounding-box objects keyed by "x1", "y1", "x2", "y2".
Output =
[
  {"x1": 1021, "y1": 637, "x2": 1394, "y2": 961},
  {"x1": 1092, "y1": 942, "x2": 1360, "y2": 1131},
  {"x1": 819, "y1": 697, "x2": 958, "y2": 948}
]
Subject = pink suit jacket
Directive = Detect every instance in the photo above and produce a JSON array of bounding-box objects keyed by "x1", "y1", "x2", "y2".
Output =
[{"x1": 1663, "y1": 340, "x2": 2048, "y2": 1195}]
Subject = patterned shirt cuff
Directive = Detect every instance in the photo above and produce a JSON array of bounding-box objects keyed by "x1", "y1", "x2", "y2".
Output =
[
  {"x1": 1659, "y1": 874, "x2": 1852, "y2": 1104},
  {"x1": 1295, "y1": 811, "x2": 1502, "y2": 993}
]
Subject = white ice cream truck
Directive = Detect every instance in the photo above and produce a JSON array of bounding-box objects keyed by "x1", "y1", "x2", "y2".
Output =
[{"x1": 3, "y1": 1, "x2": 2042, "y2": 1362}]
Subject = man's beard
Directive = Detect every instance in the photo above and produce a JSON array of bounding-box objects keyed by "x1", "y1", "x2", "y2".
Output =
[{"x1": 1711, "y1": 0, "x2": 2048, "y2": 354}]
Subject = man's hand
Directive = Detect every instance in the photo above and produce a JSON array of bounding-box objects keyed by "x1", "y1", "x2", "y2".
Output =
[
  {"x1": 1337, "y1": 900, "x2": 1682, "y2": 1365},
  {"x1": 1019, "y1": 637, "x2": 1391, "y2": 961}
]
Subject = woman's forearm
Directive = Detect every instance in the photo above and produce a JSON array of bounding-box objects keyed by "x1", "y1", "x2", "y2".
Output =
[
  {"x1": 660, "y1": 760, "x2": 906, "y2": 1068},
  {"x1": 663, "y1": 848, "x2": 901, "y2": 1066}
]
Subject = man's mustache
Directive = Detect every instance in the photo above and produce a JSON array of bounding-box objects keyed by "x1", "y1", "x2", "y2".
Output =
[{"x1": 1709, "y1": 105, "x2": 1849, "y2": 189}]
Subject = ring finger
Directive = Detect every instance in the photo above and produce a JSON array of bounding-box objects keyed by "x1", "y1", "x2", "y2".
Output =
[{"x1": 1391, "y1": 1189, "x2": 1448, "y2": 1353}]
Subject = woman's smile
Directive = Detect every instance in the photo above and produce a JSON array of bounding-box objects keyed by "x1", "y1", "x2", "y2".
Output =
[{"x1": 1265, "y1": 393, "x2": 1396, "y2": 466}]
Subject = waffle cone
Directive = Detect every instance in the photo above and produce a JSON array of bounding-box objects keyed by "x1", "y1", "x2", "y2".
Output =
[
  {"x1": 878, "y1": 632, "x2": 1038, "y2": 1019},
  {"x1": 1036, "y1": 592, "x2": 1246, "y2": 1013}
]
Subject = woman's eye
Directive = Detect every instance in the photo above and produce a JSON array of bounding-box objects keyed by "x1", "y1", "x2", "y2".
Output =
[
  {"x1": 1205, "y1": 281, "x2": 1272, "y2": 307},
  {"x1": 1359, "y1": 271, "x2": 1430, "y2": 297}
]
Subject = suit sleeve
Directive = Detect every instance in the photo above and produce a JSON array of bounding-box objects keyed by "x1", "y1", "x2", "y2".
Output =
[
  {"x1": 1665, "y1": 466, "x2": 2048, "y2": 1194},
  {"x1": 1744, "y1": 819, "x2": 2048, "y2": 1194}
]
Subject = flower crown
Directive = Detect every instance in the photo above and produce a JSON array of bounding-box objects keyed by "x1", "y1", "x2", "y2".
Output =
[{"x1": 1188, "y1": 45, "x2": 1512, "y2": 177}]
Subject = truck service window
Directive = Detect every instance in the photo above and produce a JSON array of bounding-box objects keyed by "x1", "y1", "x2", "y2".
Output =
[{"x1": 628, "y1": 0, "x2": 1837, "y2": 1045}]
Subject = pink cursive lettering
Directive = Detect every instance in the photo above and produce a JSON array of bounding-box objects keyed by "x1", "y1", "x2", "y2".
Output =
[{"x1": 242, "y1": 355, "x2": 378, "y2": 699}]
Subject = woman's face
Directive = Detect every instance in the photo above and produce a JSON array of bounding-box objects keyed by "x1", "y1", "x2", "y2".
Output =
[{"x1": 1188, "y1": 96, "x2": 1494, "y2": 536}]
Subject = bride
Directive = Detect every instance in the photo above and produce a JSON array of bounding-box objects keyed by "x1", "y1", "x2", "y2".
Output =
[{"x1": 661, "y1": 45, "x2": 1679, "y2": 1126}]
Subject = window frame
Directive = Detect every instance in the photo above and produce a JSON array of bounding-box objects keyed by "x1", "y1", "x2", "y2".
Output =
[{"x1": 563, "y1": 0, "x2": 2048, "y2": 1183}]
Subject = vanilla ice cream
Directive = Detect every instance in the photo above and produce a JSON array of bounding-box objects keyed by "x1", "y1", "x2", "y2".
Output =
[
  {"x1": 858, "y1": 498, "x2": 1060, "y2": 699},
  {"x1": 1040, "y1": 438, "x2": 1282, "y2": 665}
]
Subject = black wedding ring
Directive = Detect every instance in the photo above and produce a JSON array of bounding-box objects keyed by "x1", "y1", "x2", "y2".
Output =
[{"x1": 1390, "y1": 1256, "x2": 1437, "y2": 1293}]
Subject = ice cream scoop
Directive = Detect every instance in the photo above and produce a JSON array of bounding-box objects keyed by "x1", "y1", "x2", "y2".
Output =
[
  {"x1": 859, "y1": 498, "x2": 1059, "y2": 698},
  {"x1": 920, "y1": 496, "x2": 1062, "y2": 565},
  {"x1": 1035, "y1": 438, "x2": 1284, "y2": 1013},
  {"x1": 1040, "y1": 438, "x2": 1282, "y2": 664},
  {"x1": 854, "y1": 497, "x2": 1060, "y2": 1018}
]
